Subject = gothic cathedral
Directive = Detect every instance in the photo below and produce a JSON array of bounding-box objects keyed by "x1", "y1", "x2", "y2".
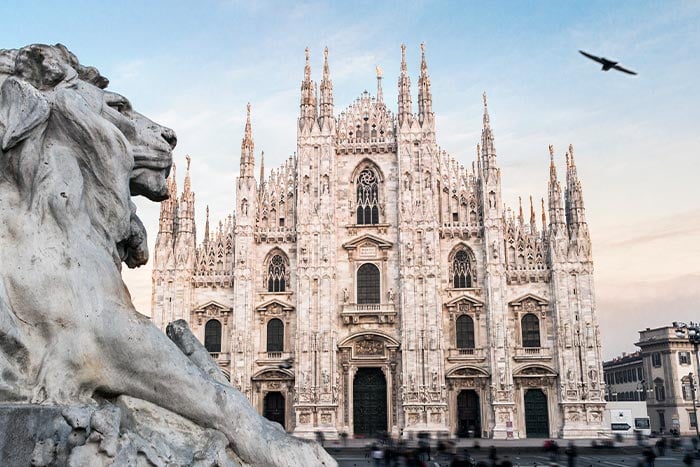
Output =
[{"x1": 151, "y1": 44, "x2": 605, "y2": 440}]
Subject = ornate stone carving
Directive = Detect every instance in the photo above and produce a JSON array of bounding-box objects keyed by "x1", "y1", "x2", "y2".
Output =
[{"x1": 355, "y1": 339, "x2": 384, "y2": 356}]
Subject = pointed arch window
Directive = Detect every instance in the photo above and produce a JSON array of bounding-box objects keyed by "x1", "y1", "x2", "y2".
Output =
[
  {"x1": 267, "y1": 318, "x2": 284, "y2": 352},
  {"x1": 357, "y1": 263, "x2": 380, "y2": 304},
  {"x1": 267, "y1": 254, "x2": 288, "y2": 292},
  {"x1": 452, "y1": 250, "x2": 473, "y2": 288},
  {"x1": 204, "y1": 319, "x2": 222, "y2": 353},
  {"x1": 456, "y1": 315, "x2": 475, "y2": 349},
  {"x1": 356, "y1": 168, "x2": 379, "y2": 225},
  {"x1": 521, "y1": 313, "x2": 540, "y2": 348}
]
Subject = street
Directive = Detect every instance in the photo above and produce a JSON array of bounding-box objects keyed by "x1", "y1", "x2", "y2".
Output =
[
  {"x1": 326, "y1": 440, "x2": 697, "y2": 467},
  {"x1": 331, "y1": 451, "x2": 690, "y2": 467}
]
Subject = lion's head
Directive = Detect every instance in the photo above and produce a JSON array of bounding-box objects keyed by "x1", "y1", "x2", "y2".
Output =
[{"x1": 0, "y1": 44, "x2": 175, "y2": 268}]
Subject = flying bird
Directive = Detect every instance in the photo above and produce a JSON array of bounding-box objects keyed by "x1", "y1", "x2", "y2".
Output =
[{"x1": 579, "y1": 50, "x2": 637, "y2": 75}]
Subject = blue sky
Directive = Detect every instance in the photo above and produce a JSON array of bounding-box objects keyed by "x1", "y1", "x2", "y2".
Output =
[{"x1": 3, "y1": 1, "x2": 699, "y2": 358}]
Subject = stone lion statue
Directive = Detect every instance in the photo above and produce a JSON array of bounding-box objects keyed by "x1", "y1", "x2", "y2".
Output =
[{"x1": 0, "y1": 44, "x2": 334, "y2": 466}]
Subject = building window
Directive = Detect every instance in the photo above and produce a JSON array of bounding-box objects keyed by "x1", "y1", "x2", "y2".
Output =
[
  {"x1": 357, "y1": 263, "x2": 380, "y2": 304},
  {"x1": 691, "y1": 412, "x2": 697, "y2": 428},
  {"x1": 449, "y1": 246, "x2": 476, "y2": 288},
  {"x1": 655, "y1": 379, "x2": 666, "y2": 401},
  {"x1": 521, "y1": 313, "x2": 541, "y2": 348},
  {"x1": 456, "y1": 315, "x2": 475, "y2": 349},
  {"x1": 652, "y1": 352, "x2": 662, "y2": 367},
  {"x1": 637, "y1": 367, "x2": 643, "y2": 380},
  {"x1": 452, "y1": 250, "x2": 473, "y2": 288},
  {"x1": 679, "y1": 352, "x2": 691, "y2": 365},
  {"x1": 204, "y1": 319, "x2": 222, "y2": 353},
  {"x1": 267, "y1": 318, "x2": 284, "y2": 352},
  {"x1": 266, "y1": 253, "x2": 288, "y2": 292},
  {"x1": 356, "y1": 168, "x2": 379, "y2": 225},
  {"x1": 682, "y1": 376, "x2": 694, "y2": 401},
  {"x1": 658, "y1": 411, "x2": 665, "y2": 431}
]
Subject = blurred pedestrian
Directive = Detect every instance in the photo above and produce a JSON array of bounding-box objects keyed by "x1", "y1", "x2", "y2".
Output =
[
  {"x1": 488, "y1": 445, "x2": 498, "y2": 466},
  {"x1": 565, "y1": 441, "x2": 578, "y2": 467},
  {"x1": 683, "y1": 451, "x2": 694, "y2": 465},
  {"x1": 642, "y1": 445, "x2": 656, "y2": 467}
]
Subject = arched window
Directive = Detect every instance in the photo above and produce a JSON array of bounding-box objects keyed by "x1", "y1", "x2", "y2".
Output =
[
  {"x1": 267, "y1": 318, "x2": 284, "y2": 352},
  {"x1": 204, "y1": 319, "x2": 222, "y2": 353},
  {"x1": 267, "y1": 253, "x2": 287, "y2": 292},
  {"x1": 452, "y1": 250, "x2": 473, "y2": 288},
  {"x1": 357, "y1": 263, "x2": 380, "y2": 304},
  {"x1": 521, "y1": 314, "x2": 540, "y2": 348},
  {"x1": 456, "y1": 315, "x2": 475, "y2": 349},
  {"x1": 356, "y1": 168, "x2": 379, "y2": 225}
]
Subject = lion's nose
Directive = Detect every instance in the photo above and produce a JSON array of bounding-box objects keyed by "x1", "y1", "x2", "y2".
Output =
[{"x1": 161, "y1": 128, "x2": 177, "y2": 149}]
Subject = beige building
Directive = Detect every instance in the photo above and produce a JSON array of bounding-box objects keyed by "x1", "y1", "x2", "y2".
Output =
[
  {"x1": 636, "y1": 326, "x2": 698, "y2": 435},
  {"x1": 603, "y1": 352, "x2": 646, "y2": 402},
  {"x1": 150, "y1": 44, "x2": 605, "y2": 440}
]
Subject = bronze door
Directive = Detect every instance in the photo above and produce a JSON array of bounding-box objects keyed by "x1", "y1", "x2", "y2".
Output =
[
  {"x1": 353, "y1": 368, "x2": 387, "y2": 436},
  {"x1": 263, "y1": 391, "x2": 285, "y2": 428},
  {"x1": 457, "y1": 390, "x2": 481, "y2": 437},
  {"x1": 524, "y1": 389, "x2": 549, "y2": 438}
]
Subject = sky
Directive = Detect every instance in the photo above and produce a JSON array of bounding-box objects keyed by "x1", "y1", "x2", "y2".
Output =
[{"x1": 2, "y1": 0, "x2": 699, "y2": 360}]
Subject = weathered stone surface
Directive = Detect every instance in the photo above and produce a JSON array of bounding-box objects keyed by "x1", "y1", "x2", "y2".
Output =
[
  {"x1": 0, "y1": 44, "x2": 335, "y2": 466},
  {"x1": 0, "y1": 405, "x2": 72, "y2": 466},
  {"x1": 0, "y1": 400, "x2": 245, "y2": 466}
]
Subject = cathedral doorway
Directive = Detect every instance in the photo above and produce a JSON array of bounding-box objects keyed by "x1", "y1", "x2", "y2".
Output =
[
  {"x1": 263, "y1": 391, "x2": 285, "y2": 428},
  {"x1": 353, "y1": 367, "x2": 387, "y2": 436},
  {"x1": 524, "y1": 389, "x2": 549, "y2": 438},
  {"x1": 457, "y1": 390, "x2": 481, "y2": 438}
]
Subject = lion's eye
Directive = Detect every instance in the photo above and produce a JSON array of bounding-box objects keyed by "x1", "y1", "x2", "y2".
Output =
[{"x1": 106, "y1": 99, "x2": 132, "y2": 114}]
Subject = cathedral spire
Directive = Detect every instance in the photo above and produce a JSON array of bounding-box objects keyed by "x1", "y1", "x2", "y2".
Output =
[
  {"x1": 240, "y1": 103, "x2": 255, "y2": 178},
  {"x1": 299, "y1": 47, "x2": 318, "y2": 128},
  {"x1": 177, "y1": 155, "x2": 195, "y2": 237},
  {"x1": 417, "y1": 42, "x2": 433, "y2": 126},
  {"x1": 547, "y1": 145, "x2": 566, "y2": 231},
  {"x1": 183, "y1": 154, "x2": 192, "y2": 194},
  {"x1": 319, "y1": 46, "x2": 334, "y2": 126},
  {"x1": 259, "y1": 150, "x2": 265, "y2": 187},
  {"x1": 529, "y1": 195, "x2": 536, "y2": 230},
  {"x1": 203, "y1": 205, "x2": 210, "y2": 245},
  {"x1": 480, "y1": 92, "x2": 498, "y2": 175},
  {"x1": 158, "y1": 162, "x2": 177, "y2": 235},
  {"x1": 376, "y1": 65, "x2": 383, "y2": 102},
  {"x1": 398, "y1": 43, "x2": 412, "y2": 126},
  {"x1": 565, "y1": 143, "x2": 587, "y2": 235},
  {"x1": 171, "y1": 162, "x2": 177, "y2": 195},
  {"x1": 518, "y1": 196, "x2": 524, "y2": 224},
  {"x1": 541, "y1": 197, "x2": 547, "y2": 234}
]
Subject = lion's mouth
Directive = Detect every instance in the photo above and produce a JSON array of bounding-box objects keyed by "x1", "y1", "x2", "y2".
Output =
[{"x1": 130, "y1": 146, "x2": 172, "y2": 201}]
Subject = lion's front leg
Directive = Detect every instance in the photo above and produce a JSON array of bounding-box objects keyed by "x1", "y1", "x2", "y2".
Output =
[{"x1": 98, "y1": 310, "x2": 335, "y2": 467}]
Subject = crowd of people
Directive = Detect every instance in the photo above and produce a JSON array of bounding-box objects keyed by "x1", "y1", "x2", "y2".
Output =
[{"x1": 361, "y1": 434, "x2": 699, "y2": 467}]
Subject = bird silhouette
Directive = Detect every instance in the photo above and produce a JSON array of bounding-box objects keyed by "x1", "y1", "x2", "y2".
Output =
[{"x1": 579, "y1": 50, "x2": 637, "y2": 75}]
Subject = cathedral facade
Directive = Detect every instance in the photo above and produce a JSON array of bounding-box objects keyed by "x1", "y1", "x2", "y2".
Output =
[{"x1": 151, "y1": 44, "x2": 605, "y2": 440}]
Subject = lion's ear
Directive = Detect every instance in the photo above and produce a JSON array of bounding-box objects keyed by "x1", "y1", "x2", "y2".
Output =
[{"x1": 0, "y1": 77, "x2": 50, "y2": 152}]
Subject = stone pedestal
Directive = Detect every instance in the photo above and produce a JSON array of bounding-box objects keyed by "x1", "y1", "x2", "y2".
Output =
[
  {"x1": 0, "y1": 405, "x2": 71, "y2": 467},
  {"x1": 0, "y1": 399, "x2": 244, "y2": 467}
]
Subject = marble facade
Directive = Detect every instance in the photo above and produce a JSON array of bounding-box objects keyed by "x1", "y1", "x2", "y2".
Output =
[{"x1": 151, "y1": 44, "x2": 605, "y2": 440}]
